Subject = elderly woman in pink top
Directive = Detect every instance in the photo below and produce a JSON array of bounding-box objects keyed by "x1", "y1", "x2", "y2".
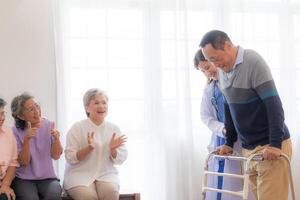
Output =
[
  {"x1": 0, "y1": 98, "x2": 19, "y2": 200},
  {"x1": 10, "y1": 93, "x2": 63, "y2": 200}
]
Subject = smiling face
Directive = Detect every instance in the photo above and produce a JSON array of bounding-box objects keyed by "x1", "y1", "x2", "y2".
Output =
[
  {"x1": 202, "y1": 42, "x2": 235, "y2": 73},
  {"x1": 85, "y1": 94, "x2": 108, "y2": 124},
  {"x1": 197, "y1": 61, "x2": 218, "y2": 80},
  {"x1": 19, "y1": 98, "x2": 41, "y2": 126}
]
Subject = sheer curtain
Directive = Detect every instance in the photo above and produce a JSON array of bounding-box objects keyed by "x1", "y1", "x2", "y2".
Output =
[{"x1": 53, "y1": 0, "x2": 300, "y2": 199}]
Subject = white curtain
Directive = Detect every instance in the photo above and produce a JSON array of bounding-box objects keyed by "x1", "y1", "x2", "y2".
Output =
[{"x1": 53, "y1": 0, "x2": 300, "y2": 199}]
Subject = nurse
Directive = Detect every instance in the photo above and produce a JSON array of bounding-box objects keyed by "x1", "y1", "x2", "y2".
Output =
[{"x1": 194, "y1": 49, "x2": 246, "y2": 200}]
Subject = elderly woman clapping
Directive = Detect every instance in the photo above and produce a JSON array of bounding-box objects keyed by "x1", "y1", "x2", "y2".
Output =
[{"x1": 64, "y1": 88, "x2": 128, "y2": 200}]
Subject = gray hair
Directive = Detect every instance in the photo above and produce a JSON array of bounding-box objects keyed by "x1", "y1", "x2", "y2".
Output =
[
  {"x1": 83, "y1": 88, "x2": 108, "y2": 117},
  {"x1": 0, "y1": 98, "x2": 7, "y2": 108},
  {"x1": 11, "y1": 92, "x2": 33, "y2": 130}
]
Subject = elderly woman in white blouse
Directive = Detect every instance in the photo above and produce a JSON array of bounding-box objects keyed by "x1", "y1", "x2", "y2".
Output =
[{"x1": 64, "y1": 88, "x2": 128, "y2": 200}]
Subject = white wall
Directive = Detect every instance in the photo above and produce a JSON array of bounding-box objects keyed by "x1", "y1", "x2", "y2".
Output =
[{"x1": 0, "y1": 0, "x2": 57, "y2": 125}]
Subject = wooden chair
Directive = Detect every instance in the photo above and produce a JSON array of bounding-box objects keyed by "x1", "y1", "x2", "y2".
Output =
[
  {"x1": 120, "y1": 193, "x2": 140, "y2": 200},
  {"x1": 62, "y1": 193, "x2": 140, "y2": 200}
]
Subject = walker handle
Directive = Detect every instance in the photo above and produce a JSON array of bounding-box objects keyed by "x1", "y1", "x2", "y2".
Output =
[{"x1": 245, "y1": 152, "x2": 295, "y2": 200}]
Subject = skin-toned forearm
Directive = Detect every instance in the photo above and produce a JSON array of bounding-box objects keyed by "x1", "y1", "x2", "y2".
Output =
[
  {"x1": 51, "y1": 139, "x2": 63, "y2": 160},
  {"x1": 18, "y1": 138, "x2": 31, "y2": 165},
  {"x1": 1, "y1": 166, "x2": 16, "y2": 187},
  {"x1": 76, "y1": 146, "x2": 94, "y2": 161}
]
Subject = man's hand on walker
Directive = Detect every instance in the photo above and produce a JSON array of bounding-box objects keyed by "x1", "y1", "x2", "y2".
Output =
[
  {"x1": 262, "y1": 146, "x2": 282, "y2": 160},
  {"x1": 216, "y1": 145, "x2": 233, "y2": 155}
]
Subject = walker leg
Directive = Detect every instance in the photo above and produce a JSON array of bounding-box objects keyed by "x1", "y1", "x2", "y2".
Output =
[{"x1": 201, "y1": 192, "x2": 206, "y2": 200}]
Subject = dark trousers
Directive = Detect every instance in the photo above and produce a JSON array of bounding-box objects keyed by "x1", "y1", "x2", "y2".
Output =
[
  {"x1": 11, "y1": 177, "x2": 62, "y2": 200},
  {"x1": 0, "y1": 194, "x2": 8, "y2": 200}
]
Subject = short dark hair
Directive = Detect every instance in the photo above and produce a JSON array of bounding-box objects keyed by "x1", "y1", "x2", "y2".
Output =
[
  {"x1": 0, "y1": 98, "x2": 7, "y2": 108},
  {"x1": 199, "y1": 30, "x2": 231, "y2": 50},
  {"x1": 193, "y1": 49, "x2": 207, "y2": 69}
]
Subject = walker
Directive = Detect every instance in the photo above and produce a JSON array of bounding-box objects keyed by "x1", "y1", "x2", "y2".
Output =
[{"x1": 201, "y1": 152, "x2": 295, "y2": 200}]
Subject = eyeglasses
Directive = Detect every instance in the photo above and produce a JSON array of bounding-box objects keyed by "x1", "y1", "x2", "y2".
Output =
[{"x1": 23, "y1": 103, "x2": 40, "y2": 114}]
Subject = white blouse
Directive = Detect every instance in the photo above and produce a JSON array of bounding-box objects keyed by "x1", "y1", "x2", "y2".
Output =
[{"x1": 63, "y1": 119, "x2": 128, "y2": 190}]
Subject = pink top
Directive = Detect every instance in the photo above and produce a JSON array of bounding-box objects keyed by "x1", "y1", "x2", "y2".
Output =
[{"x1": 0, "y1": 126, "x2": 19, "y2": 182}]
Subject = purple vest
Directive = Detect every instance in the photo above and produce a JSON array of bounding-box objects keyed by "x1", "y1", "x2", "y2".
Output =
[{"x1": 13, "y1": 119, "x2": 57, "y2": 180}]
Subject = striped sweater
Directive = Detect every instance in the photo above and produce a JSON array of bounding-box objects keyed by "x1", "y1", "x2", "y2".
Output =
[{"x1": 218, "y1": 47, "x2": 290, "y2": 150}]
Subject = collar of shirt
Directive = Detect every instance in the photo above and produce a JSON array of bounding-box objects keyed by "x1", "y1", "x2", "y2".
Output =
[
  {"x1": 87, "y1": 118, "x2": 105, "y2": 130},
  {"x1": 223, "y1": 46, "x2": 244, "y2": 79}
]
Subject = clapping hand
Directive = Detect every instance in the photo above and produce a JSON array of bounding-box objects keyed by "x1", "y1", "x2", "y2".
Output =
[
  {"x1": 109, "y1": 133, "x2": 127, "y2": 158},
  {"x1": 87, "y1": 132, "x2": 95, "y2": 149}
]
